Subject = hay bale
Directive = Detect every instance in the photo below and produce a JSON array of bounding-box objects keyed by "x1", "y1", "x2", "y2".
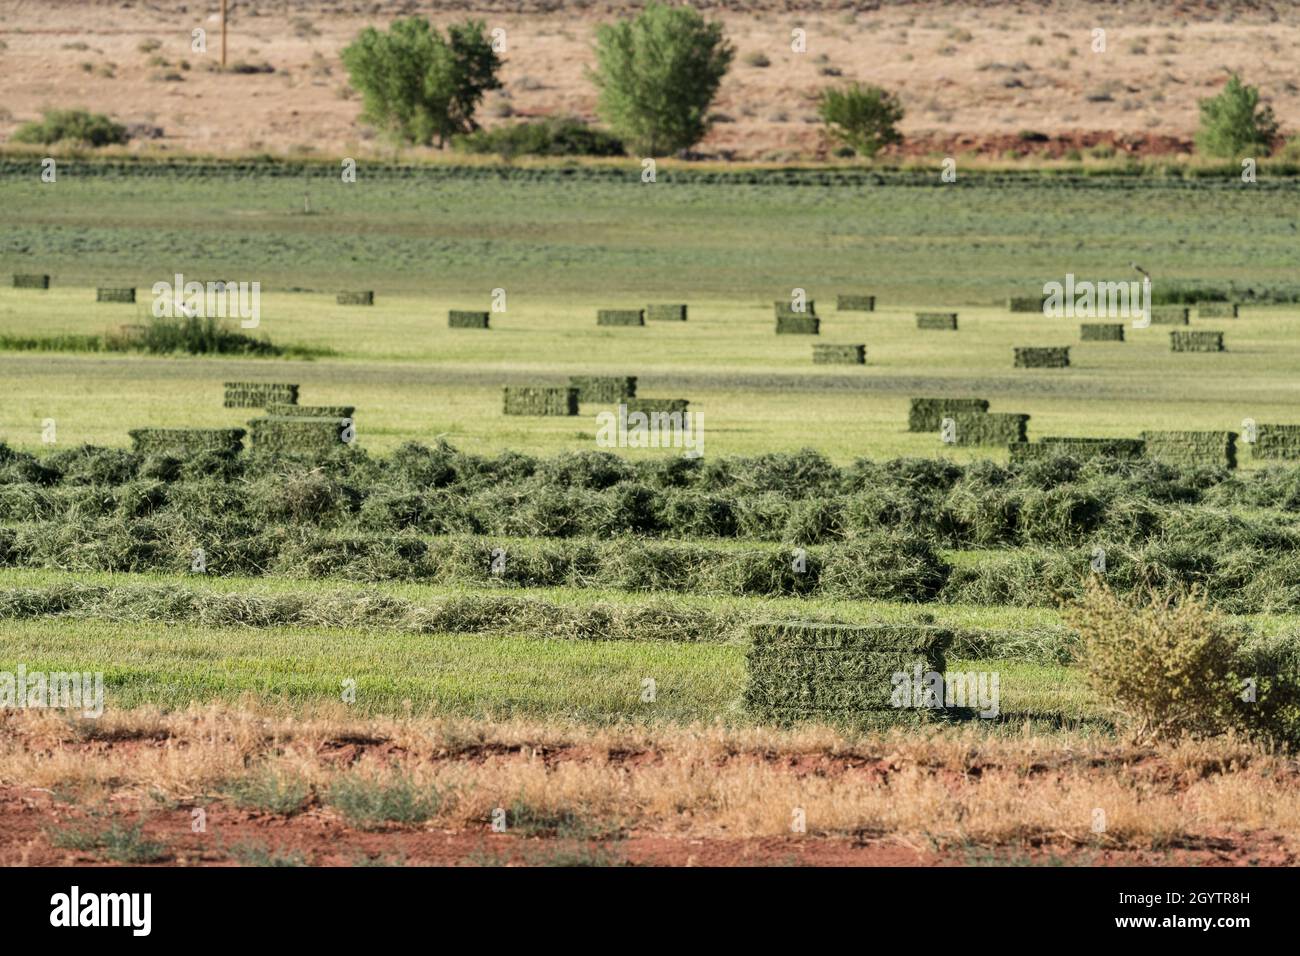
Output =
[
  {"x1": 908, "y1": 397, "x2": 989, "y2": 432},
  {"x1": 744, "y1": 621, "x2": 954, "y2": 725},
  {"x1": 223, "y1": 382, "x2": 299, "y2": 409},
  {"x1": 449, "y1": 310, "x2": 489, "y2": 329},
  {"x1": 12, "y1": 274, "x2": 49, "y2": 289},
  {"x1": 1196, "y1": 302, "x2": 1239, "y2": 319},
  {"x1": 1149, "y1": 306, "x2": 1189, "y2": 325},
  {"x1": 812, "y1": 344, "x2": 866, "y2": 365},
  {"x1": 1080, "y1": 323, "x2": 1125, "y2": 342},
  {"x1": 950, "y1": 412, "x2": 1029, "y2": 447},
  {"x1": 1010, "y1": 438, "x2": 1146, "y2": 463},
  {"x1": 597, "y1": 309, "x2": 645, "y2": 327},
  {"x1": 1014, "y1": 346, "x2": 1070, "y2": 368},
  {"x1": 337, "y1": 291, "x2": 374, "y2": 306},
  {"x1": 622, "y1": 398, "x2": 689, "y2": 414},
  {"x1": 646, "y1": 304, "x2": 687, "y2": 322},
  {"x1": 1251, "y1": 425, "x2": 1300, "y2": 461},
  {"x1": 776, "y1": 314, "x2": 820, "y2": 335},
  {"x1": 248, "y1": 416, "x2": 352, "y2": 452},
  {"x1": 1007, "y1": 296, "x2": 1046, "y2": 313},
  {"x1": 266, "y1": 403, "x2": 356, "y2": 419},
  {"x1": 128, "y1": 428, "x2": 246, "y2": 457},
  {"x1": 1140, "y1": 430, "x2": 1237, "y2": 469},
  {"x1": 836, "y1": 294, "x2": 875, "y2": 312},
  {"x1": 775, "y1": 300, "x2": 816, "y2": 318},
  {"x1": 1171, "y1": 330, "x2": 1224, "y2": 352},
  {"x1": 96, "y1": 287, "x2": 136, "y2": 303},
  {"x1": 503, "y1": 386, "x2": 579, "y2": 416},
  {"x1": 568, "y1": 376, "x2": 637, "y2": 403},
  {"x1": 916, "y1": 312, "x2": 958, "y2": 330}
]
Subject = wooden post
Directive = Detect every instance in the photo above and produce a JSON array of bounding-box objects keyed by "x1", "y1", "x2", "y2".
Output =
[{"x1": 221, "y1": 0, "x2": 227, "y2": 68}]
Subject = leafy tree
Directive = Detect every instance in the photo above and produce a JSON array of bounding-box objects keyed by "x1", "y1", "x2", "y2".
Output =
[
  {"x1": 817, "y1": 84, "x2": 904, "y2": 158},
  {"x1": 589, "y1": 2, "x2": 734, "y2": 156},
  {"x1": 341, "y1": 18, "x2": 501, "y2": 147},
  {"x1": 1196, "y1": 73, "x2": 1280, "y2": 158}
]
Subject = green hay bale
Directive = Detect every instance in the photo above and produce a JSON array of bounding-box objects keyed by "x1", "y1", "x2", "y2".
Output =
[
  {"x1": 916, "y1": 312, "x2": 958, "y2": 330},
  {"x1": 1149, "y1": 306, "x2": 1189, "y2": 325},
  {"x1": 1253, "y1": 424, "x2": 1300, "y2": 461},
  {"x1": 1140, "y1": 430, "x2": 1237, "y2": 469},
  {"x1": 12, "y1": 274, "x2": 49, "y2": 289},
  {"x1": 775, "y1": 300, "x2": 816, "y2": 318},
  {"x1": 266, "y1": 403, "x2": 356, "y2": 419},
  {"x1": 448, "y1": 310, "x2": 489, "y2": 329},
  {"x1": 1196, "y1": 302, "x2": 1239, "y2": 319},
  {"x1": 950, "y1": 412, "x2": 1030, "y2": 447},
  {"x1": 596, "y1": 309, "x2": 645, "y2": 327},
  {"x1": 128, "y1": 428, "x2": 245, "y2": 458},
  {"x1": 776, "y1": 314, "x2": 820, "y2": 335},
  {"x1": 1010, "y1": 438, "x2": 1146, "y2": 463},
  {"x1": 568, "y1": 376, "x2": 637, "y2": 403},
  {"x1": 1007, "y1": 296, "x2": 1046, "y2": 313},
  {"x1": 908, "y1": 397, "x2": 989, "y2": 432},
  {"x1": 646, "y1": 304, "x2": 687, "y2": 321},
  {"x1": 336, "y1": 291, "x2": 374, "y2": 306},
  {"x1": 812, "y1": 344, "x2": 865, "y2": 364},
  {"x1": 835, "y1": 294, "x2": 875, "y2": 312},
  {"x1": 96, "y1": 287, "x2": 135, "y2": 303},
  {"x1": 622, "y1": 398, "x2": 689, "y2": 414},
  {"x1": 223, "y1": 382, "x2": 299, "y2": 409},
  {"x1": 744, "y1": 621, "x2": 953, "y2": 725},
  {"x1": 503, "y1": 386, "x2": 579, "y2": 416},
  {"x1": 1171, "y1": 330, "x2": 1224, "y2": 352},
  {"x1": 247, "y1": 416, "x2": 352, "y2": 452},
  {"x1": 1013, "y1": 346, "x2": 1070, "y2": 368},
  {"x1": 1080, "y1": 323, "x2": 1125, "y2": 342}
]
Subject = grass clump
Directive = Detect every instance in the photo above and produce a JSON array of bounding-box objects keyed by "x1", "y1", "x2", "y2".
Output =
[
  {"x1": 223, "y1": 767, "x2": 312, "y2": 815},
  {"x1": 47, "y1": 819, "x2": 169, "y2": 863},
  {"x1": 327, "y1": 772, "x2": 442, "y2": 829}
]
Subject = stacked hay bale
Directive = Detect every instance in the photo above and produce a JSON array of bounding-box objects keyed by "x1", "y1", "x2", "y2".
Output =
[
  {"x1": 1140, "y1": 430, "x2": 1237, "y2": 469},
  {"x1": 949, "y1": 412, "x2": 1030, "y2": 446},
  {"x1": 812, "y1": 344, "x2": 866, "y2": 365},
  {"x1": 248, "y1": 416, "x2": 353, "y2": 452},
  {"x1": 12, "y1": 274, "x2": 49, "y2": 289},
  {"x1": 908, "y1": 397, "x2": 989, "y2": 432},
  {"x1": 1251, "y1": 425, "x2": 1300, "y2": 461},
  {"x1": 916, "y1": 312, "x2": 958, "y2": 330},
  {"x1": 96, "y1": 288, "x2": 136, "y2": 303},
  {"x1": 449, "y1": 310, "x2": 490, "y2": 329},
  {"x1": 128, "y1": 428, "x2": 246, "y2": 458},
  {"x1": 1171, "y1": 330, "x2": 1224, "y2": 352},
  {"x1": 1014, "y1": 346, "x2": 1070, "y2": 368},
  {"x1": 646, "y1": 304, "x2": 687, "y2": 321},
  {"x1": 337, "y1": 291, "x2": 374, "y2": 306},
  {"x1": 623, "y1": 398, "x2": 689, "y2": 414},
  {"x1": 1007, "y1": 296, "x2": 1046, "y2": 313},
  {"x1": 223, "y1": 382, "x2": 299, "y2": 409},
  {"x1": 597, "y1": 309, "x2": 645, "y2": 327},
  {"x1": 503, "y1": 386, "x2": 579, "y2": 416},
  {"x1": 1009, "y1": 437, "x2": 1145, "y2": 463},
  {"x1": 1080, "y1": 323, "x2": 1124, "y2": 342},
  {"x1": 836, "y1": 294, "x2": 875, "y2": 312},
  {"x1": 775, "y1": 301, "x2": 819, "y2": 334},
  {"x1": 744, "y1": 621, "x2": 955, "y2": 727},
  {"x1": 568, "y1": 376, "x2": 637, "y2": 403},
  {"x1": 266, "y1": 403, "x2": 356, "y2": 419},
  {"x1": 1149, "y1": 306, "x2": 1189, "y2": 325},
  {"x1": 1196, "y1": 302, "x2": 1238, "y2": 319}
]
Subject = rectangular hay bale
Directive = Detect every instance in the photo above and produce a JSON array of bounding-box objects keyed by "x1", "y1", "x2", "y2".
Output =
[
  {"x1": 949, "y1": 411, "x2": 1030, "y2": 447},
  {"x1": 1010, "y1": 437, "x2": 1146, "y2": 463},
  {"x1": 908, "y1": 397, "x2": 989, "y2": 432},
  {"x1": 1170, "y1": 330, "x2": 1224, "y2": 352},
  {"x1": 337, "y1": 291, "x2": 374, "y2": 306},
  {"x1": 836, "y1": 294, "x2": 875, "y2": 312},
  {"x1": 775, "y1": 300, "x2": 816, "y2": 318},
  {"x1": 1007, "y1": 296, "x2": 1046, "y2": 313},
  {"x1": 128, "y1": 427, "x2": 246, "y2": 458},
  {"x1": 1080, "y1": 323, "x2": 1125, "y2": 342},
  {"x1": 1148, "y1": 306, "x2": 1189, "y2": 325},
  {"x1": 568, "y1": 376, "x2": 638, "y2": 403},
  {"x1": 916, "y1": 312, "x2": 958, "y2": 330},
  {"x1": 1139, "y1": 430, "x2": 1237, "y2": 469},
  {"x1": 1196, "y1": 302, "x2": 1239, "y2": 319},
  {"x1": 266, "y1": 403, "x2": 356, "y2": 419},
  {"x1": 247, "y1": 416, "x2": 352, "y2": 453},
  {"x1": 776, "y1": 314, "x2": 820, "y2": 335},
  {"x1": 12, "y1": 274, "x2": 50, "y2": 289},
  {"x1": 1013, "y1": 346, "x2": 1070, "y2": 368},
  {"x1": 1253, "y1": 424, "x2": 1300, "y2": 461},
  {"x1": 812, "y1": 344, "x2": 866, "y2": 365},
  {"x1": 222, "y1": 381, "x2": 300, "y2": 409},
  {"x1": 621, "y1": 398, "x2": 689, "y2": 414},
  {"x1": 449, "y1": 310, "x2": 490, "y2": 329},
  {"x1": 96, "y1": 287, "x2": 136, "y2": 303},
  {"x1": 597, "y1": 309, "x2": 645, "y2": 327},
  {"x1": 503, "y1": 386, "x2": 579, "y2": 416},
  {"x1": 646, "y1": 304, "x2": 687, "y2": 322}
]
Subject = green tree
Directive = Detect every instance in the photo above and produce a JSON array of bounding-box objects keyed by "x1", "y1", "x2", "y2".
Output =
[
  {"x1": 589, "y1": 2, "x2": 734, "y2": 157},
  {"x1": 817, "y1": 84, "x2": 904, "y2": 158},
  {"x1": 341, "y1": 18, "x2": 501, "y2": 147},
  {"x1": 1196, "y1": 73, "x2": 1280, "y2": 158}
]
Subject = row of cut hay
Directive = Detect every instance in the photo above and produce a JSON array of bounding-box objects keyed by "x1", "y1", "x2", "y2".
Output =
[
  {"x1": 247, "y1": 416, "x2": 352, "y2": 453},
  {"x1": 568, "y1": 376, "x2": 637, "y2": 403},
  {"x1": 1009, "y1": 438, "x2": 1146, "y2": 463},
  {"x1": 916, "y1": 312, "x2": 957, "y2": 330},
  {"x1": 812, "y1": 343, "x2": 865, "y2": 364},
  {"x1": 337, "y1": 290, "x2": 374, "y2": 306},
  {"x1": 908, "y1": 397, "x2": 989, "y2": 432},
  {"x1": 835, "y1": 294, "x2": 875, "y2": 312},
  {"x1": 597, "y1": 309, "x2": 645, "y2": 326},
  {"x1": 1140, "y1": 430, "x2": 1237, "y2": 469},
  {"x1": 12, "y1": 274, "x2": 49, "y2": 289},
  {"x1": 503, "y1": 386, "x2": 578, "y2": 416},
  {"x1": 744, "y1": 621, "x2": 955, "y2": 726},
  {"x1": 1080, "y1": 323, "x2": 1124, "y2": 342},
  {"x1": 223, "y1": 381, "x2": 299, "y2": 409},
  {"x1": 1013, "y1": 346, "x2": 1070, "y2": 368},
  {"x1": 266, "y1": 403, "x2": 357, "y2": 419},
  {"x1": 96, "y1": 287, "x2": 135, "y2": 303},
  {"x1": 449, "y1": 310, "x2": 489, "y2": 329},
  {"x1": 1254, "y1": 425, "x2": 1300, "y2": 461},
  {"x1": 949, "y1": 411, "x2": 1029, "y2": 447},
  {"x1": 128, "y1": 428, "x2": 246, "y2": 458},
  {"x1": 1171, "y1": 330, "x2": 1225, "y2": 352}
]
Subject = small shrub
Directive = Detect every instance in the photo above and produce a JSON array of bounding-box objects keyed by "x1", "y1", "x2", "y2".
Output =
[
  {"x1": 452, "y1": 117, "x2": 624, "y2": 158},
  {"x1": 11, "y1": 109, "x2": 128, "y2": 147},
  {"x1": 817, "y1": 83, "x2": 904, "y2": 158},
  {"x1": 1196, "y1": 73, "x2": 1280, "y2": 157}
]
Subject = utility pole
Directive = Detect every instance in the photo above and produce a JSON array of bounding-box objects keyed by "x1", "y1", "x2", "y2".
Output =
[{"x1": 221, "y1": 0, "x2": 228, "y2": 68}]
